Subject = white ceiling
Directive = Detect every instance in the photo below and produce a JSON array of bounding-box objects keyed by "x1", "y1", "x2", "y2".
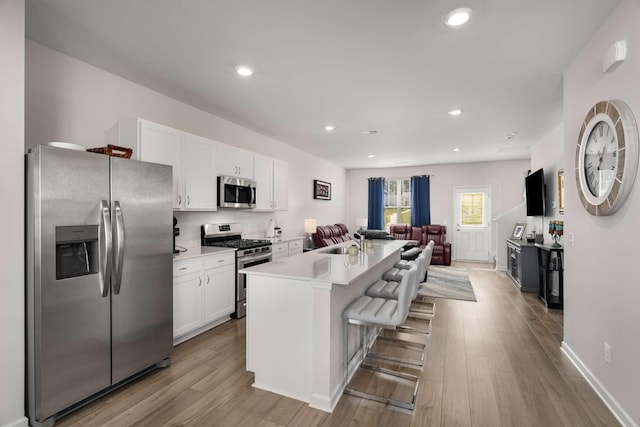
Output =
[{"x1": 25, "y1": 0, "x2": 620, "y2": 169}]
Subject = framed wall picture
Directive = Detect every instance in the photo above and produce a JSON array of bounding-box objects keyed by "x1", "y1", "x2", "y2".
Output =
[
  {"x1": 511, "y1": 223, "x2": 526, "y2": 240},
  {"x1": 313, "y1": 180, "x2": 331, "y2": 200}
]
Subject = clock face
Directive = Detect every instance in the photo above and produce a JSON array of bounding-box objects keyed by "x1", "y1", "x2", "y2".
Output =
[
  {"x1": 575, "y1": 100, "x2": 639, "y2": 216},
  {"x1": 583, "y1": 121, "x2": 617, "y2": 197}
]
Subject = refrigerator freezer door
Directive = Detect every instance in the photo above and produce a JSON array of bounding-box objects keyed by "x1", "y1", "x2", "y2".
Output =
[
  {"x1": 110, "y1": 157, "x2": 173, "y2": 383},
  {"x1": 26, "y1": 146, "x2": 112, "y2": 421}
]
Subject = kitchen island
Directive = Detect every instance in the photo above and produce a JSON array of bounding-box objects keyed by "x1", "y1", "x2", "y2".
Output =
[{"x1": 240, "y1": 239, "x2": 408, "y2": 412}]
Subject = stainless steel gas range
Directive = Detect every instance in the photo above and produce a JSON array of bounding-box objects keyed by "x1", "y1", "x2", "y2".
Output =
[{"x1": 201, "y1": 223, "x2": 272, "y2": 318}]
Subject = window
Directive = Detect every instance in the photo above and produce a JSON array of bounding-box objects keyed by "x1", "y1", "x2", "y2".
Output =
[
  {"x1": 384, "y1": 178, "x2": 411, "y2": 230},
  {"x1": 459, "y1": 192, "x2": 485, "y2": 227}
]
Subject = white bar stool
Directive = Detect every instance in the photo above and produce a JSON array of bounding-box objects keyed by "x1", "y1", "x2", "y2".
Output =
[
  {"x1": 342, "y1": 273, "x2": 421, "y2": 410},
  {"x1": 368, "y1": 248, "x2": 436, "y2": 320}
]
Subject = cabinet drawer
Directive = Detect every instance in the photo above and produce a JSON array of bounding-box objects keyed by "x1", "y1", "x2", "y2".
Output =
[
  {"x1": 272, "y1": 243, "x2": 288, "y2": 255},
  {"x1": 173, "y1": 258, "x2": 202, "y2": 277},
  {"x1": 288, "y1": 240, "x2": 303, "y2": 251},
  {"x1": 203, "y1": 252, "x2": 235, "y2": 270}
]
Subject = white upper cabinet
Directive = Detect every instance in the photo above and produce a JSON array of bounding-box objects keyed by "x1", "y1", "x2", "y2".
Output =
[
  {"x1": 273, "y1": 159, "x2": 288, "y2": 211},
  {"x1": 252, "y1": 155, "x2": 288, "y2": 212},
  {"x1": 218, "y1": 143, "x2": 254, "y2": 180},
  {"x1": 137, "y1": 120, "x2": 184, "y2": 209},
  {"x1": 106, "y1": 118, "x2": 217, "y2": 211},
  {"x1": 183, "y1": 132, "x2": 217, "y2": 210},
  {"x1": 253, "y1": 154, "x2": 274, "y2": 211}
]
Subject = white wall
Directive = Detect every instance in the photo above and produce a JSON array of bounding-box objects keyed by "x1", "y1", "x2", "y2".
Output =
[
  {"x1": 529, "y1": 124, "x2": 565, "y2": 244},
  {"x1": 25, "y1": 41, "x2": 347, "y2": 242},
  {"x1": 0, "y1": 1, "x2": 28, "y2": 426},
  {"x1": 346, "y1": 159, "x2": 530, "y2": 259},
  {"x1": 563, "y1": 0, "x2": 640, "y2": 424}
]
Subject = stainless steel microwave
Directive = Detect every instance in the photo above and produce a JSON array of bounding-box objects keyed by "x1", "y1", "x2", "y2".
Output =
[{"x1": 217, "y1": 175, "x2": 256, "y2": 208}]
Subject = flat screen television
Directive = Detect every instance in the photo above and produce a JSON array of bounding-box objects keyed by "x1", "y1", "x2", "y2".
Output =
[{"x1": 525, "y1": 168, "x2": 546, "y2": 216}]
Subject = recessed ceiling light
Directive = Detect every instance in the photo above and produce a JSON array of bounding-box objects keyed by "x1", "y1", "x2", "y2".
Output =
[
  {"x1": 235, "y1": 65, "x2": 254, "y2": 77},
  {"x1": 505, "y1": 131, "x2": 519, "y2": 140},
  {"x1": 448, "y1": 108, "x2": 463, "y2": 116},
  {"x1": 361, "y1": 130, "x2": 378, "y2": 135},
  {"x1": 324, "y1": 125, "x2": 335, "y2": 132},
  {"x1": 367, "y1": 154, "x2": 376, "y2": 158},
  {"x1": 446, "y1": 8, "x2": 472, "y2": 27},
  {"x1": 453, "y1": 148, "x2": 461, "y2": 152}
]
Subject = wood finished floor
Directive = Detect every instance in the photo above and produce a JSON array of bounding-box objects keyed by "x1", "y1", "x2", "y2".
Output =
[{"x1": 57, "y1": 262, "x2": 620, "y2": 427}]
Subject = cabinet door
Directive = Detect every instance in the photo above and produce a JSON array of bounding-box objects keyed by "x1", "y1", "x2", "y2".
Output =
[
  {"x1": 288, "y1": 239, "x2": 303, "y2": 256},
  {"x1": 139, "y1": 120, "x2": 184, "y2": 209},
  {"x1": 183, "y1": 133, "x2": 217, "y2": 210},
  {"x1": 216, "y1": 143, "x2": 253, "y2": 179},
  {"x1": 253, "y1": 154, "x2": 274, "y2": 211},
  {"x1": 273, "y1": 159, "x2": 288, "y2": 211},
  {"x1": 272, "y1": 242, "x2": 288, "y2": 259},
  {"x1": 173, "y1": 272, "x2": 204, "y2": 338},
  {"x1": 217, "y1": 143, "x2": 237, "y2": 177},
  {"x1": 235, "y1": 149, "x2": 254, "y2": 180},
  {"x1": 203, "y1": 265, "x2": 236, "y2": 323}
]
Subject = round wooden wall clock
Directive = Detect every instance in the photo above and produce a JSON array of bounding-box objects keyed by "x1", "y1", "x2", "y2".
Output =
[{"x1": 576, "y1": 99, "x2": 639, "y2": 216}]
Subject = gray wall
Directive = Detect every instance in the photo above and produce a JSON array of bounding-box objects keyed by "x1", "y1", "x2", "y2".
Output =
[
  {"x1": 0, "y1": 1, "x2": 27, "y2": 426},
  {"x1": 346, "y1": 159, "x2": 531, "y2": 259},
  {"x1": 25, "y1": 41, "x2": 348, "y2": 245},
  {"x1": 563, "y1": 0, "x2": 640, "y2": 424}
]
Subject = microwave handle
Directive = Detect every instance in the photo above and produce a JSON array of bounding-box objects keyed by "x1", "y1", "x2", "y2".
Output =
[{"x1": 251, "y1": 186, "x2": 256, "y2": 204}]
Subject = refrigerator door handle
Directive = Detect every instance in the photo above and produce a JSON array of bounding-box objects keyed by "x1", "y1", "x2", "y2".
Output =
[
  {"x1": 113, "y1": 201, "x2": 125, "y2": 295},
  {"x1": 99, "y1": 200, "x2": 112, "y2": 297}
]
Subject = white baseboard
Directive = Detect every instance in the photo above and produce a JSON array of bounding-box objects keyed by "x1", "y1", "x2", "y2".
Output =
[
  {"x1": 561, "y1": 342, "x2": 637, "y2": 427},
  {"x1": 1, "y1": 416, "x2": 29, "y2": 427},
  {"x1": 173, "y1": 316, "x2": 230, "y2": 346}
]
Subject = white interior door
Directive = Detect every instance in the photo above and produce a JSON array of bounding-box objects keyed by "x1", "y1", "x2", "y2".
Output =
[{"x1": 454, "y1": 187, "x2": 491, "y2": 262}]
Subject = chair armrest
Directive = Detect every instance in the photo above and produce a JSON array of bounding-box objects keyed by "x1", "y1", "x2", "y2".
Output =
[{"x1": 443, "y1": 242, "x2": 452, "y2": 266}]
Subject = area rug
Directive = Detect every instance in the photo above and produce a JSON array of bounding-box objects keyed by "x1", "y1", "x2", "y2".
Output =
[{"x1": 419, "y1": 265, "x2": 477, "y2": 302}]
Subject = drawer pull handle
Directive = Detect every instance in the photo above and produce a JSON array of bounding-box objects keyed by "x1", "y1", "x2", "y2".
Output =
[{"x1": 178, "y1": 267, "x2": 187, "y2": 270}]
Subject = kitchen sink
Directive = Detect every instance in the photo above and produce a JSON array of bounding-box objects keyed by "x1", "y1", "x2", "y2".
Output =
[{"x1": 319, "y1": 246, "x2": 354, "y2": 255}]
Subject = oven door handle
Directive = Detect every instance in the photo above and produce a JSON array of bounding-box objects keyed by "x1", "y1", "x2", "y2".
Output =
[{"x1": 238, "y1": 252, "x2": 272, "y2": 265}]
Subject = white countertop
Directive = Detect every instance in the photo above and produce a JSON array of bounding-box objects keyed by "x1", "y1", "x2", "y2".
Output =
[
  {"x1": 240, "y1": 240, "x2": 408, "y2": 285},
  {"x1": 173, "y1": 245, "x2": 236, "y2": 261}
]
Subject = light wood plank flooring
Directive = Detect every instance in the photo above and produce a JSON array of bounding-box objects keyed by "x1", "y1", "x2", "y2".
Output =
[{"x1": 57, "y1": 262, "x2": 619, "y2": 427}]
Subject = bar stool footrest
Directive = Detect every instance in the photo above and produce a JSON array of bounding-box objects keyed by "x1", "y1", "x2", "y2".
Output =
[{"x1": 344, "y1": 364, "x2": 420, "y2": 411}]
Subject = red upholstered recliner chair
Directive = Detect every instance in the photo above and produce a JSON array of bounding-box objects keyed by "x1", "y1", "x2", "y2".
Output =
[
  {"x1": 389, "y1": 224, "x2": 412, "y2": 240},
  {"x1": 312, "y1": 226, "x2": 335, "y2": 247},
  {"x1": 391, "y1": 223, "x2": 452, "y2": 265},
  {"x1": 312, "y1": 223, "x2": 351, "y2": 248},
  {"x1": 419, "y1": 225, "x2": 451, "y2": 266}
]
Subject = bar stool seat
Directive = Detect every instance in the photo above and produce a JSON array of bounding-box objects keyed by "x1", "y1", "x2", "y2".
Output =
[{"x1": 367, "y1": 279, "x2": 400, "y2": 299}]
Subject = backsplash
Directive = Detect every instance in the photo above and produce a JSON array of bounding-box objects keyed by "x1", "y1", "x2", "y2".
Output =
[{"x1": 174, "y1": 210, "x2": 279, "y2": 248}]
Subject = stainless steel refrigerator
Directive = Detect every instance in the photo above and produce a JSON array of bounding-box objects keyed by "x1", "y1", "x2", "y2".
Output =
[{"x1": 26, "y1": 145, "x2": 174, "y2": 427}]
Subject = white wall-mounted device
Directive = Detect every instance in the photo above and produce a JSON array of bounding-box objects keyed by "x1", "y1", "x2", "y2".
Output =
[{"x1": 602, "y1": 40, "x2": 627, "y2": 73}]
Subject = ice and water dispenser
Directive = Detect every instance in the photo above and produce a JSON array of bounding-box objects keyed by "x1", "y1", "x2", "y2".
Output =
[{"x1": 55, "y1": 225, "x2": 99, "y2": 280}]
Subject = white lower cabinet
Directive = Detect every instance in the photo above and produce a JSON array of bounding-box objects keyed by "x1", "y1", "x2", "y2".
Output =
[
  {"x1": 272, "y1": 239, "x2": 304, "y2": 260},
  {"x1": 172, "y1": 259, "x2": 203, "y2": 338},
  {"x1": 272, "y1": 242, "x2": 289, "y2": 260},
  {"x1": 203, "y1": 254, "x2": 236, "y2": 324},
  {"x1": 173, "y1": 251, "x2": 235, "y2": 344},
  {"x1": 288, "y1": 239, "x2": 303, "y2": 256}
]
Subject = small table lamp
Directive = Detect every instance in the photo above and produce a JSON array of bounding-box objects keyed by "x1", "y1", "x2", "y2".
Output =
[
  {"x1": 304, "y1": 219, "x2": 317, "y2": 250},
  {"x1": 356, "y1": 217, "x2": 368, "y2": 234}
]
